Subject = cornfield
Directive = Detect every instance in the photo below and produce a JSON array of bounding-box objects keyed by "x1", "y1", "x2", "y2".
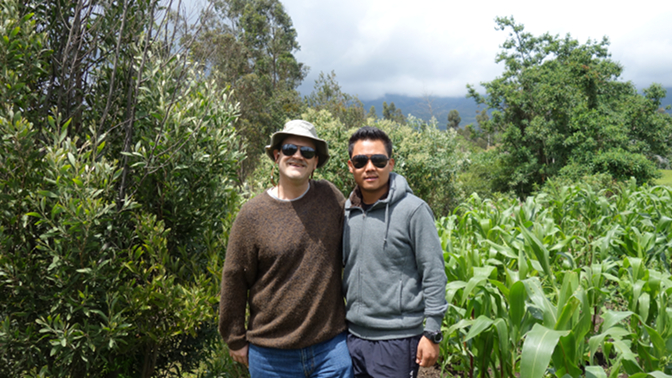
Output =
[{"x1": 437, "y1": 179, "x2": 672, "y2": 378}]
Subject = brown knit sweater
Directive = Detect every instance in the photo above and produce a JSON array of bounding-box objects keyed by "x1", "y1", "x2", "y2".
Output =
[{"x1": 218, "y1": 180, "x2": 347, "y2": 350}]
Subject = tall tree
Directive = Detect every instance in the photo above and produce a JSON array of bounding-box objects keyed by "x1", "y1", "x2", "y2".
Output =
[
  {"x1": 383, "y1": 101, "x2": 405, "y2": 124},
  {"x1": 304, "y1": 70, "x2": 366, "y2": 129},
  {"x1": 468, "y1": 16, "x2": 672, "y2": 196},
  {"x1": 368, "y1": 105, "x2": 377, "y2": 119},
  {"x1": 191, "y1": 0, "x2": 308, "y2": 177},
  {"x1": 447, "y1": 109, "x2": 461, "y2": 129}
]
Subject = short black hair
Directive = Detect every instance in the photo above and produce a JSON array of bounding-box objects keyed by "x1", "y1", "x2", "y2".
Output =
[{"x1": 348, "y1": 126, "x2": 393, "y2": 158}]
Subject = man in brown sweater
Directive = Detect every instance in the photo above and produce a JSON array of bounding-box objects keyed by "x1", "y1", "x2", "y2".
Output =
[{"x1": 219, "y1": 120, "x2": 353, "y2": 378}]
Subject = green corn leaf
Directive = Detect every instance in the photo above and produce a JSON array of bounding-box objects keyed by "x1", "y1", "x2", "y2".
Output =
[
  {"x1": 646, "y1": 372, "x2": 672, "y2": 378},
  {"x1": 489, "y1": 279, "x2": 509, "y2": 297},
  {"x1": 445, "y1": 318, "x2": 473, "y2": 336},
  {"x1": 588, "y1": 327, "x2": 630, "y2": 365},
  {"x1": 493, "y1": 318, "x2": 510, "y2": 356},
  {"x1": 520, "y1": 324, "x2": 570, "y2": 378},
  {"x1": 555, "y1": 296, "x2": 580, "y2": 331},
  {"x1": 612, "y1": 339, "x2": 643, "y2": 375},
  {"x1": 519, "y1": 224, "x2": 553, "y2": 278},
  {"x1": 601, "y1": 310, "x2": 633, "y2": 331},
  {"x1": 551, "y1": 332, "x2": 582, "y2": 378},
  {"x1": 642, "y1": 325, "x2": 666, "y2": 357},
  {"x1": 509, "y1": 280, "x2": 527, "y2": 327},
  {"x1": 585, "y1": 366, "x2": 608, "y2": 378},
  {"x1": 524, "y1": 278, "x2": 557, "y2": 328},
  {"x1": 638, "y1": 292, "x2": 650, "y2": 322},
  {"x1": 464, "y1": 315, "x2": 494, "y2": 342},
  {"x1": 461, "y1": 266, "x2": 495, "y2": 305}
]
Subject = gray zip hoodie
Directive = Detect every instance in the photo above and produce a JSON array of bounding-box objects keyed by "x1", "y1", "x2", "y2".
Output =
[{"x1": 343, "y1": 172, "x2": 448, "y2": 340}]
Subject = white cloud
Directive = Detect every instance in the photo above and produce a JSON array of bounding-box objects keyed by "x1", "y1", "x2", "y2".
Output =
[{"x1": 284, "y1": 0, "x2": 672, "y2": 99}]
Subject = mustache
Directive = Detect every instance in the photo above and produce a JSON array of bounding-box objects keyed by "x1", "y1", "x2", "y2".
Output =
[{"x1": 286, "y1": 159, "x2": 307, "y2": 167}]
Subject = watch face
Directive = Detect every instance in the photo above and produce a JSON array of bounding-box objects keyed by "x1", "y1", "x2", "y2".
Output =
[{"x1": 424, "y1": 331, "x2": 443, "y2": 343}]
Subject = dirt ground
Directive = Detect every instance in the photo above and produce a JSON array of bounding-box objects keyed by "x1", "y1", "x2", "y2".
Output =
[{"x1": 418, "y1": 366, "x2": 444, "y2": 378}]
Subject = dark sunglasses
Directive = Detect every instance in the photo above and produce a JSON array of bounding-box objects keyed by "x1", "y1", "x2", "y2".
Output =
[
  {"x1": 281, "y1": 143, "x2": 316, "y2": 159},
  {"x1": 351, "y1": 154, "x2": 389, "y2": 169}
]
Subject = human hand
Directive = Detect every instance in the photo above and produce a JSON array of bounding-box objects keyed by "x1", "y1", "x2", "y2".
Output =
[
  {"x1": 229, "y1": 344, "x2": 249, "y2": 367},
  {"x1": 415, "y1": 336, "x2": 440, "y2": 367}
]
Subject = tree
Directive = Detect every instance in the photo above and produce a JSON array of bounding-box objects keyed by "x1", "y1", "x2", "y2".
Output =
[
  {"x1": 468, "y1": 16, "x2": 672, "y2": 196},
  {"x1": 304, "y1": 70, "x2": 366, "y2": 129},
  {"x1": 191, "y1": 0, "x2": 308, "y2": 178},
  {"x1": 447, "y1": 109, "x2": 461, "y2": 129},
  {"x1": 368, "y1": 105, "x2": 377, "y2": 119},
  {"x1": 382, "y1": 101, "x2": 405, "y2": 124}
]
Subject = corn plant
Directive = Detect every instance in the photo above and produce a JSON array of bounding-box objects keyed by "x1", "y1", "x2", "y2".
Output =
[{"x1": 439, "y1": 180, "x2": 672, "y2": 377}]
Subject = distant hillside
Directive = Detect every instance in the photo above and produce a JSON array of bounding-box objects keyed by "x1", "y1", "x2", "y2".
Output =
[
  {"x1": 361, "y1": 94, "x2": 483, "y2": 130},
  {"x1": 360, "y1": 87, "x2": 672, "y2": 129}
]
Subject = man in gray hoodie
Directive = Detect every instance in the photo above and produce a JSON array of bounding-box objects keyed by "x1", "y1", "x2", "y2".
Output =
[{"x1": 342, "y1": 126, "x2": 448, "y2": 378}]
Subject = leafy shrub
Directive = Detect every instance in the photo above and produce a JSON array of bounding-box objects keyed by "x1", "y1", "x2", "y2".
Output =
[{"x1": 0, "y1": 7, "x2": 244, "y2": 373}]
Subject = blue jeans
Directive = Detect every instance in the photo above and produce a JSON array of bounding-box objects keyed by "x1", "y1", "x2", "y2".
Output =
[{"x1": 248, "y1": 332, "x2": 353, "y2": 378}]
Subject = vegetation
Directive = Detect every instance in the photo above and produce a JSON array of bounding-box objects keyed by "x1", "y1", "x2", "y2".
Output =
[
  {"x1": 468, "y1": 17, "x2": 672, "y2": 197},
  {"x1": 191, "y1": 0, "x2": 307, "y2": 178},
  {"x1": 656, "y1": 170, "x2": 672, "y2": 187},
  {"x1": 436, "y1": 179, "x2": 672, "y2": 377},
  {"x1": 1, "y1": 0, "x2": 242, "y2": 376},
  {"x1": 1, "y1": 0, "x2": 672, "y2": 376}
]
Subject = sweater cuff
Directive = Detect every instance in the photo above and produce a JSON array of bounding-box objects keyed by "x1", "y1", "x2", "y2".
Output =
[
  {"x1": 424, "y1": 315, "x2": 444, "y2": 333},
  {"x1": 227, "y1": 338, "x2": 248, "y2": 352}
]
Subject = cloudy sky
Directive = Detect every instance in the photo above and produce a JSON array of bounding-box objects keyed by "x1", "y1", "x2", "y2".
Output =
[{"x1": 280, "y1": 0, "x2": 672, "y2": 100}]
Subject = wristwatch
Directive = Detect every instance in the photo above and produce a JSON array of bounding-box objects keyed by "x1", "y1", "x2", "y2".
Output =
[{"x1": 422, "y1": 330, "x2": 443, "y2": 344}]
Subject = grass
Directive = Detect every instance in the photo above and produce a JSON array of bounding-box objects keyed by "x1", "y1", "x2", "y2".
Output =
[{"x1": 656, "y1": 169, "x2": 672, "y2": 187}]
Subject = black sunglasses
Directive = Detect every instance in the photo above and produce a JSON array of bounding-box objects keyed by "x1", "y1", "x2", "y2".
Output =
[
  {"x1": 281, "y1": 144, "x2": 316, "y2": 159},
  {"x1": 351, "y1": 154, "x2": 389, "y2": 169}
]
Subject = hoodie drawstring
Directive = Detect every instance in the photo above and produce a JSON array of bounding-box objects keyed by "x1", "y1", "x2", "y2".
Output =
[{"x1": 383, "y1": 186, "x2": 393, "y2": 247}]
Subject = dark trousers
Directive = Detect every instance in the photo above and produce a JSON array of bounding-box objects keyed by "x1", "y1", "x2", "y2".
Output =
[{"x1": 346, "y1": 333, "x2": 422, "y2": 378}]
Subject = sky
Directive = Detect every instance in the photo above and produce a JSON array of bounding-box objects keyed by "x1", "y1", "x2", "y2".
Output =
[{"x1": 279, "y1": 0, "x2": 672, "y2": 100}]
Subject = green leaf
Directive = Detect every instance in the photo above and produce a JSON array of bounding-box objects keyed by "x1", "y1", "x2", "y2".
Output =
[
  {"x1": 509, "y1": 280, "x2": 526, "y2": 327},
  {"x1": 601, "y1": 310, "x2": 633, "y2": 331},
  {"x1": 588, "y1": 327, "x2": 630, "y2": 364},
  {"x1": 520, "y1": 324, "x2": 570, "y2": 378},
  {"x1": 643, "y1": 325, "x2": 666, "y2": 357},
  {"x1": 585, "y1": 366, "x2": 608, "y2": 378},
  {"x1": 524, "y1": 278, "x2": 557, "y2": 327},
  {"x1": 519, "y1": 223, "x2": 553, "y2": 278},
  {"x1": 464, "y1": 315, "x2": 494, "y2": 342},
  {"x1": 552, "y1": 332, "x2": 582, "y2": 378}
]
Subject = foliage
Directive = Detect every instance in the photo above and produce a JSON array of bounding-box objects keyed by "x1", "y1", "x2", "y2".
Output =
[
  {"x1": 656, "y1": 170, "x2": 672, "y2": 187},
  {"x1": 0, "y1": 1, "x2": 244, "y2": 376},
  {"x1": 0, "y1": 0, "x2": 50, "y2": 115},
  {"x1": 382, "y1": 101, "x2": 406, "y2": 124},
  {"x1": 448, "y1": 109, "x2": 461, "y2": 129},
  {"x1": 468, "y1": 16, "x2": 672, "y2": 197},
  {"x1": 191, "y1": 0, "x2": 307, "y2": 178},
  {"x1": 247, "y1": 110, "x2": 463, "y2": 216},
  {"x1": 437, "y1": 179, "x2": 672, "y2": 377},
  {"x1": 304, "y1": 70, "x2": 367, "y2": 130}
]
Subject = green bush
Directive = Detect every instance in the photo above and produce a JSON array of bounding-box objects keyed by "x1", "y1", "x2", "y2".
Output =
[{"x1": 0, "y1": 4, "x2": 244, "y2": 372}]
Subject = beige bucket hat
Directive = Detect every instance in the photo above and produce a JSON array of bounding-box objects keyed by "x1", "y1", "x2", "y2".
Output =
[{"x1": 265, "y1": 120, "x2": 330, "y2": 168}]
